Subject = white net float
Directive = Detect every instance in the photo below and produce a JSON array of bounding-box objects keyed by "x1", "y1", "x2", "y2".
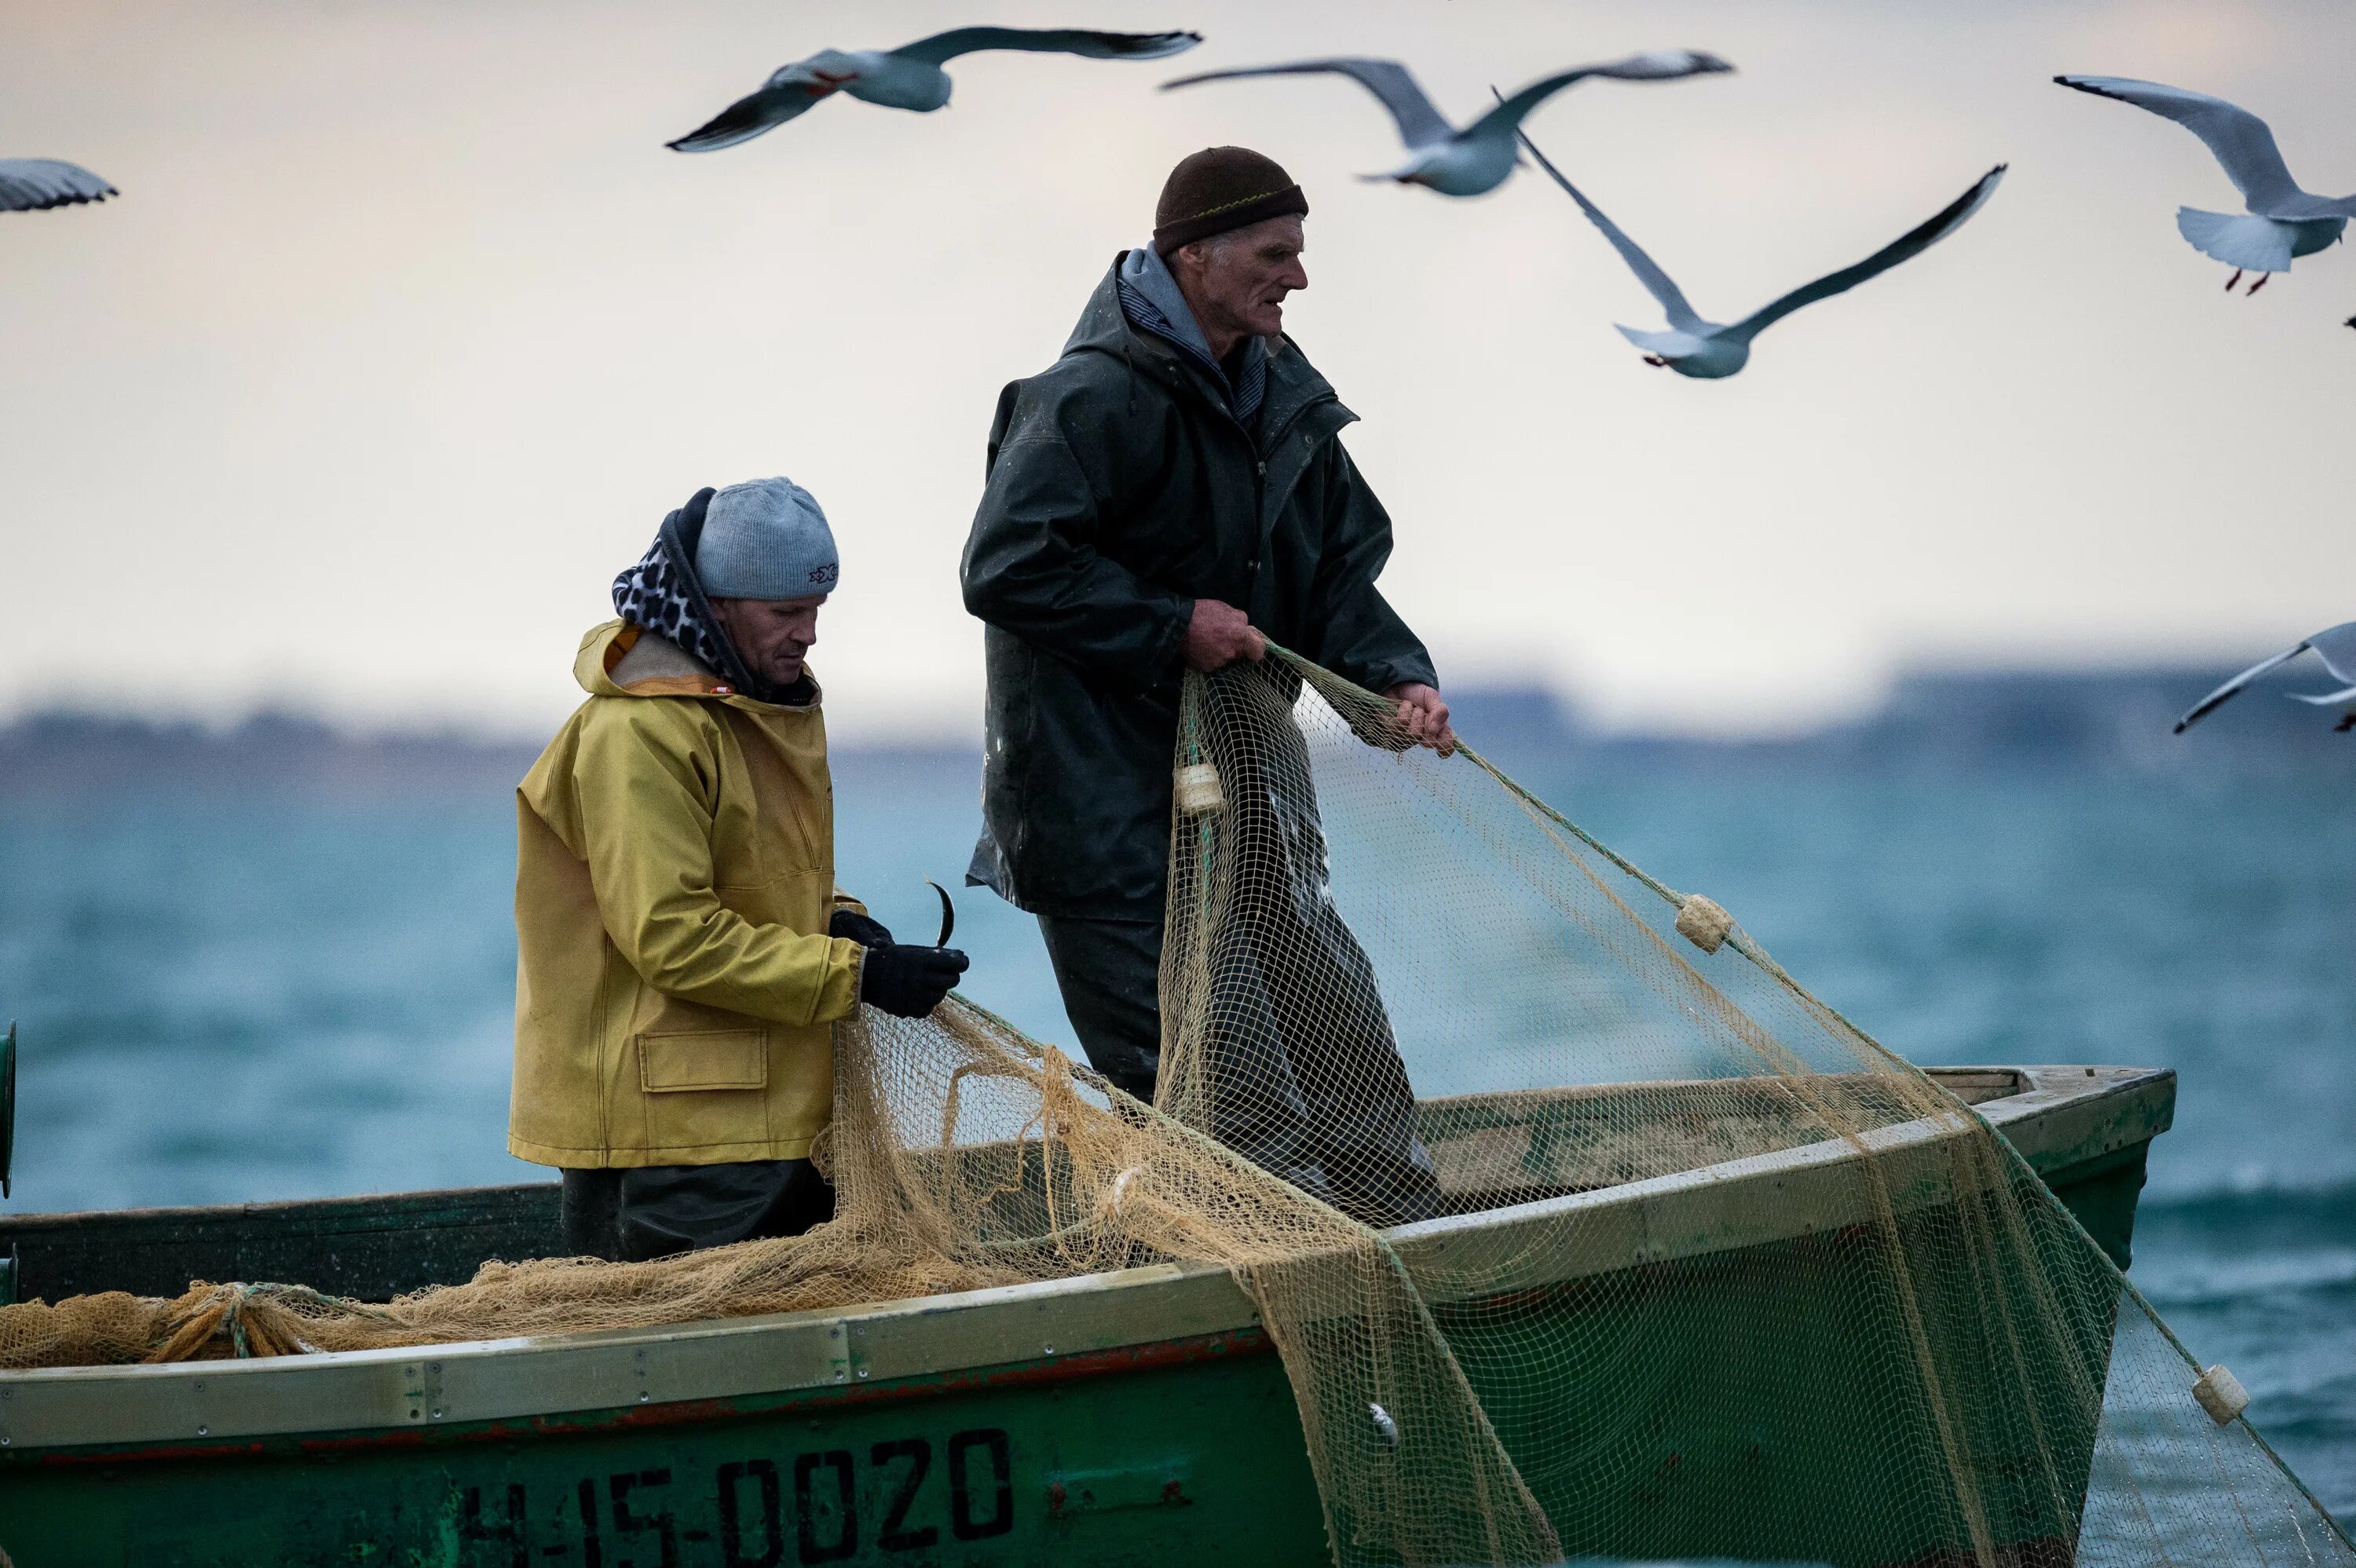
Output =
[
  {"x1": 1174, "y1": 761, "x2": 1227, "y2": 815},
  {"x1": 1675, "y1": 894, "x2": 1734, "y2": 954},
  {"x1": 2194, "y1": 1363, "x2": 2252, "y2": 1425}
]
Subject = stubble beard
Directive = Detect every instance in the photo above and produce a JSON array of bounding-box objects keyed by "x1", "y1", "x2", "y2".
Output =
[{"x1": 759, "y1": 645, "x2": 808, "y2": 686}]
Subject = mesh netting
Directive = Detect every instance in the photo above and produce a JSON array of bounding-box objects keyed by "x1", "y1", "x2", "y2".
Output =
[{"x1": 2, "y1": 650, "x2": 2350, "y2": 1568}]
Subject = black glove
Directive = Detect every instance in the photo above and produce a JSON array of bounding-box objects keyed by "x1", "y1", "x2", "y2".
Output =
[
  {"x1": 858, "y1": 945, "x2": 970, "y2": 1019},
  {"x1": 829, "y1": 908, "x2": 894, "y2": 948}
]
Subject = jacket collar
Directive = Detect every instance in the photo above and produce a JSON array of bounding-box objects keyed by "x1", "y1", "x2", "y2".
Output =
[
  {"x1": 1114, "y1": 246, "x2": 1267, "y2": 422},
  {"x1": 1064, "y1": 254, "x2": 1347, "y2": 447},
  {"x1": 573, "y1": 621, "x2": 821, "y2": 711}
]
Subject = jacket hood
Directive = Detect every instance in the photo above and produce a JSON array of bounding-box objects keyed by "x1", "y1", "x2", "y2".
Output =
[
  {"x1": 1063, "y1": 253, "x2": 1341, "y2": 440},
  {"x1": 575, "y1": 620, "x2": 708, "y2": 699},
  {"x1": 1115, "y1": 243, "x2": 1220, "y2": 366},
  {"x1": 1114, "y1": 244, "x2": 1268, "y2": 423}
]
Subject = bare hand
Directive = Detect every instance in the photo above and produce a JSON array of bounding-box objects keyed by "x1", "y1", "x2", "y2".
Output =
[
  {"x1": 1182, "y1": 599, "x2": 1267, "y2": 672},
  {"x1": 1385, "y1": 682, "x2": 1457, "y2": 756}
]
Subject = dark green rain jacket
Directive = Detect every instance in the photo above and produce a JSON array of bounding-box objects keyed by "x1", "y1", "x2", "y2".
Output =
[{"x1": 961, "y1": 254, "x2": 1436, "y2": 919}]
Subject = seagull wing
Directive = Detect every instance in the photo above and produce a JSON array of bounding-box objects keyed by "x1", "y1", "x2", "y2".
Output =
[
  {"x1": 891, "y1": 27, "x2": 1202, "y2": 66},
  {"x1": 667, "y1": 83, "x2": 829, "y2": 152},
  {"x1": 1467, "y1": 51, "x2": 1733, "y2": 141},
  {"x1": 2054, "y1": 75, "x2": 2306, "y2": 210},
  {"x1": 1163, "y1": 59, "x2": 1454, "y2": 150},
  {"x1": 1514, "y1": 119, "x2": 1703, "y2": 331},
  {"x1": 2175, "y1": 638, "x2": 2314, "y2": 732},
  {"x1": 0, "y1": 158, "x2": 116, "y2": 212},
  {"x1": 2286, "y1": 683, "x2": 2356, "y2": 707},
  {"x1": 2302, "y1": 621, "x2": 2356, "y2": 685},
  {"x1": 1726, "y1": 165, "x2": 2006, "y2": 342}
]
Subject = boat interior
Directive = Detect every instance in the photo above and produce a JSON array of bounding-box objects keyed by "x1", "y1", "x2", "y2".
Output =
[{"x1": 0, "y1": 1067, "x2": 2043, "y2": 1310}]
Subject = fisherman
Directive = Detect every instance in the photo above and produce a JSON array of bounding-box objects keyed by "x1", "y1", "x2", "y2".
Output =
[
  {"x1": 511, "y1": 478, "x2": 970, "y2": 1262},
  {"x1": 960, "y1": 147, "x2": 1455, "y2": 1226}
]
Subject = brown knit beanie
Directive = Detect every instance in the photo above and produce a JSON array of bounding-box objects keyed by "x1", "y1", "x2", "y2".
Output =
[{"x1": 1152, "y1": 147, "x2": 1308, "y2": 257}]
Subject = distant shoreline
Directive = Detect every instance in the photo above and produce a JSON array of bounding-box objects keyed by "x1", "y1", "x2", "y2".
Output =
[{"x1": 0, "y1": 665, "x2": 2338, "y2": 799}]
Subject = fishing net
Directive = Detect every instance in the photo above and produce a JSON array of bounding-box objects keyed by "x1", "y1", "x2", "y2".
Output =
[{"x1": 3, "y1": 650, "x2": 2351, "y2": 1568}]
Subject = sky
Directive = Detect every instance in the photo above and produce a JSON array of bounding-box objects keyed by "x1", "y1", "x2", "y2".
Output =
[{"x1": 2, "y1": 0, "x2": 2351, "y2": 740}]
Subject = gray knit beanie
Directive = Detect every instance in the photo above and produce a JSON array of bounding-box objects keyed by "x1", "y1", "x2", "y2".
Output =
[{"x1": 693, "y1": 477, "x2": 840, "y2": 599}]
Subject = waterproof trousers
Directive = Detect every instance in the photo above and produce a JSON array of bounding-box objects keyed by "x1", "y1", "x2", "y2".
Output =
[
  {"x1": 1035, "y1": 896, "x2": 1442, "y2": 1230},
  {"x1": 560, "y1": 1159, "x2": 835, "y2": 1263},
  {"x1": 1036, "y1": 915, "x2": 1164, "y2": 1104}
]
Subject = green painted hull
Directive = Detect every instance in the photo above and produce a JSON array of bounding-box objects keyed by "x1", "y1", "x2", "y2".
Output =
[{"x1": 0, "y1": 1065, "x2": 2171, "y2": 1567}]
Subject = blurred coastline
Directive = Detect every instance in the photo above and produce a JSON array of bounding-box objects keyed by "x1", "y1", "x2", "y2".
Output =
[{"x1": 3, "y1": 661, "x2": 2342, "y2": 799}]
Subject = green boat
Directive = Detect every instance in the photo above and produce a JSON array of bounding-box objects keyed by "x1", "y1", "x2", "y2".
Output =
[{"x1": 0, "y1": 1063, "x2": 2171, "y2": 1567}]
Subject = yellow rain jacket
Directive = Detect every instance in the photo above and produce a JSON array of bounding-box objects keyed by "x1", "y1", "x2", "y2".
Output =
[{"x1": 509, "y1": 620, "x2": 865, "y2": 1168}]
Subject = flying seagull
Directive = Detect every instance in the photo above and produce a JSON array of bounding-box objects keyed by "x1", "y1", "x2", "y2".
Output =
[
  {"x1": 2175, "y1": 622, "x2": 2356, "y2": 734},
  {"x1": 0, "y1": 159, "x2": 115, "y2": 213},
  {"x1": 2054, "y1": 76, "x2": 2355, "y2": 294},
  {"x1": 669, "y1": 27, "x2": 1202, "y2": 152},
  {"x1": 1515, "y1": 119, "x2": 2003, "y2": 378},
  {"x1": 1161, "y1": 52, "x2": 1732, "y2": 198}
]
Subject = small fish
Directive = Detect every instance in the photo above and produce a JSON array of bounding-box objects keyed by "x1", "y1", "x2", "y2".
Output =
[
  {"x1": 1369, "y1": 1402, "x2": 1400, "y2": 1449},
  {"x1": 925, "y1": 878, "x2": 956, "y2": 948}
]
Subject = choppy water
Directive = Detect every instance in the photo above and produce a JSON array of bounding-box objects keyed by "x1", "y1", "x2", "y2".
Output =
[{"x1": 0, "y1": 750, "x2": 2347, "y2": 1515}]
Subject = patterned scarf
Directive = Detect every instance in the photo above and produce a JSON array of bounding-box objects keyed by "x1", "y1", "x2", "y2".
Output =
[{"x1": 610, "y1": 487, "x2": 774, "y2": 700}]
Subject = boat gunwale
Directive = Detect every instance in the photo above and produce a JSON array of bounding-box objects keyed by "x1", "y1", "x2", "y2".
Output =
[
  {"x1": 0, "y1": 1069, "x2": 2042, "y2": 1239},
  {"x1": 0, "y1": 1064, "x2": 2174, "y2": 1456}
]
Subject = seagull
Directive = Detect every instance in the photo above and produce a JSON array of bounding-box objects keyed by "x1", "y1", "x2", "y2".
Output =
[
  {"x1": 1515, "y1": 119, "x2": 2004, "y2": 378},
  {"x1": 0, "y1": 159, "x2": 115, "y2": 214},
  {"x1": 1161, "y1": 51, "x2": 1732, "y2": 198},
  {"x1": 2175, "y1": 623, "x2": 2356, "y2": 734},
  {"x1": 2054, "y1": 76, "x2": 2355, "y2": 294},
  {"x1": 668, "y1": 27, "x2": 1202, "y2": 152}
]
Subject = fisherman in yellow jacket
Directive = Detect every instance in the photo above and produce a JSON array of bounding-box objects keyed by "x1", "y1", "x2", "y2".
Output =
[{"x1": 511, "y1": 477, "x2": 969, "y2": 1262}]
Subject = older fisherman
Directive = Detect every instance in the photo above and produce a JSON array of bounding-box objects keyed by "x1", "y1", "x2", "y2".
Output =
[
  {"x1": 513, "y1": 478, "x2": 969, "y2": 1262},
  {"x1": 960, "y1": 148, "x2": 1454, "y2": 1226}
]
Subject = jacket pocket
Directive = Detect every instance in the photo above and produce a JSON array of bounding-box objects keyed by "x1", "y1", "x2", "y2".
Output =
[{"x1": 636, "y1": 1029, "x2": 768, "y2": 1094}]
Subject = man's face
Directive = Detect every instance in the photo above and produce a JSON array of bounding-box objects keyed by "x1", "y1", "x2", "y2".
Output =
[
  {"x1": 1177, "y1": 215, "x2": 1308, "y2": 344},
  {"x1": 710, "y1": 594, "x2": 826, "y2": 687}
]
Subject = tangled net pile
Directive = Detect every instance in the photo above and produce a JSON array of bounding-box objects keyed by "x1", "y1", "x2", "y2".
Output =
[{"x1": 4, "y1": 652, "x2": 2351, "y2": 1568}]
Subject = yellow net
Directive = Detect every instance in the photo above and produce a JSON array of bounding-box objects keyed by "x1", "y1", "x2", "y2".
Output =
[{"x1": 2, "y1": 650, "x2": 2349, "y2": 1568}]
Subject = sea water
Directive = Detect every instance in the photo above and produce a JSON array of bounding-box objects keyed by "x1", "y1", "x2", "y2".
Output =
[{"x1": 0, "y1": 751, "x2": 2347, "y2": 1514}]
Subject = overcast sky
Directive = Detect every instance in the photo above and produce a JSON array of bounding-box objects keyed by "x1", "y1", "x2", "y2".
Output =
[{"x1": 3, "y1": 0, "x2": 2351, "y2": 739}]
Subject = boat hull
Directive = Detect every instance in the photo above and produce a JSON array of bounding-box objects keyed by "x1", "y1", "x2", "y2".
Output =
[{"x1": 0, "y1": 1065, "x2": 2172, "y2": 1566}]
